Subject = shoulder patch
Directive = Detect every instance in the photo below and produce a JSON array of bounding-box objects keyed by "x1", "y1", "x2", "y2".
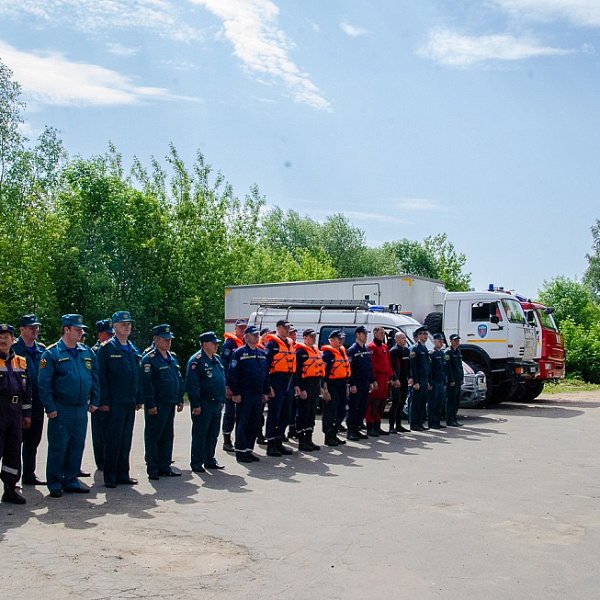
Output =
[
  {"x1": 40, "y1": 357, "x2": 47, "y2": 369},
  {"x1": 445, "y1": 354, "x2": 450, "y2": 361},
  {"x1": 144, "y1": 364, "x2": 151, "y2": 373},
  {"x1": 410, "y1": 351, "x2": 416, "y2": 358},
  {"x1": 144, "y1": 346, "x2": 153, "y2": 353}
]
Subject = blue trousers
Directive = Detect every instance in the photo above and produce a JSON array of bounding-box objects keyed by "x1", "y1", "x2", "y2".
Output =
[
  {"x1": 144, "y1": 402, "x2": 176, "y2": 476},
  {"x1": 91, "y1": 409, "x2": 108, "y2": 470},
  {"x1": 266, "y1": 376, "x2": 293, "y2": 441},
  {"x1": 235, "y1": 392, "x2": 263, "y2": 454},
  {"x1": 0, "y1": 402, "x2": 23, "y2": 488},
  {"x1": 222, "y1": 397, "x2": 236, "y2": 435},
  {"x1": 322, "y1": 382, "x2": 347, "y2": 435},
  {"x1": 446, "y1": 383, "x2": 461, "y2": 423},
  {"x1": 104, "y1": 403, "x2": 135, "y2": 487},
  {"x1": 409, "y1": 382, "x2": 428, "y2": 428},
  {"x1": 428, "y1": 382, "x2": 445, "y2": 427},
  {"x1": 191, "y1": 400, "x2": 222, "y2": 469},
  {"x1": 22, "y1": 398, "x2": 44, "y2": 479},
  {"x1": 296, "y1": 379, "x2": 321, "y2": 433},
  {"x1": 46, "y1": 403, "x2": 88, "y2": 491},
  {"x1": 347, "y1": 381, "x2": 369, "y2": 431}
]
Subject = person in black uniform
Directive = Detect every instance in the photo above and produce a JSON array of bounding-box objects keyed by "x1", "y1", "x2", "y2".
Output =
[
  {"x1": 409, "y1": 326, "x2": 431, "y2": 431},
  {"x1": 13, "y1": 314, "x2": 46, "y2": 485},
  {"x1": 346, "y1": 325, "x2": 376, "y2": 439},
  {"x1": 428, "y1": 333, "x2": 447, "y2": 429},
  {"x1": 0, "y1": 324, "x2": 31, "y2": 504},
  {"x1": 445, "y1": 334, "x2": 464, "y2": 427},
  {"x1": 227, "y1": 326, "x2": 271, "y2": 464},
  {"x1": 388, "y1": 331, "x2": 410, "y2": 433},
  {"x1": 142, "y1": 324, "x2": 185, "y2": 480}
]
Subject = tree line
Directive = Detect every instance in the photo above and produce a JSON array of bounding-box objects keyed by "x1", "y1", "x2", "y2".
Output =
[{"x1": 0, "y1": 60, "x2": 471, "y2": 362}]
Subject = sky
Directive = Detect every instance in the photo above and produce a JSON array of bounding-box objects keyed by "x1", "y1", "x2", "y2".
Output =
[{"x1": 1, "y1": 0, "x2": 599, "y2": 299}]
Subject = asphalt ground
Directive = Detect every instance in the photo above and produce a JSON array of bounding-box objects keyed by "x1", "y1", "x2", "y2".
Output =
[{"x1": 2, "y1": 391, "x2": 599, "y2": 600}]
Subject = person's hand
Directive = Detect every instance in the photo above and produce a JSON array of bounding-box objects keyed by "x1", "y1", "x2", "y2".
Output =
[
  {"x1": 392, "y1": 380, "x2": 401, "y2": 388},
  {"x1": 449, "y1": 382, "x2": 455, "y2": 387},
  {"x1": 98, "y1": 405, "x2": 110, "y2": 412},
  {"x1": 233, "y1": 395, "x2": 242, "y2": 404},
  {"x1": 89, "y1": 405, "x2": 97, "y2": 413},
  {"x1": 373, "y1": 381, "x2": 379, "y2": 391},
  {"x1": 225, "y1": 386, "x2": 233, "y2": 399},
  {"x1": 428, "y1": 384, "x2": 432, "y2": 391},
  {"x1": 192, "y1": 407, "x2": 201, "y2": 416},
  {"x1": 413, "y1": 383, "x2": 420, "y2": 391},
  {"x1": 136, "y1": 404, "x2": 143, "y2": 411},
  {"x1": 322, "y1": 390, "x2": 331, "y2": 402},
  {"x1": 262, "y1": 394, "x2": 269, "y2": 404},
  {"x1": 177, "y1": 403, "x2": 184, "y2": 412},
  {"x1": 350, "y1": 385, "x2": 357, "y2": 394},
  {"x1": 48, "y1": 411, "x2": 58, "y2": 419},
  {"x1": 299, "y1": 390, "x2": 308, "y2": 400},
  {"x1": 23, "y1": 417, "x2": 31, "y2": 430},
  {"x1": 147, "y1": 407, "x2": 158, "y2": 416}
]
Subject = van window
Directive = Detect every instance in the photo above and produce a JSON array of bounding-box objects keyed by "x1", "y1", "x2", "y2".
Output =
[
  {"x1": 319, "y1": 326, "x2": 355, "y2": 348},
  {"x1": 501, "y1": 299, "x2": 526, "y2": 324},
  {"x1": 471, "y1": 302, "x2": 498, "y2": 322}
]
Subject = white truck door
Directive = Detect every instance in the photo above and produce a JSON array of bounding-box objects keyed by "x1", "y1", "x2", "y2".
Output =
[{"x1": 461, "y1": 299, "x2": 508, "y2": 359}]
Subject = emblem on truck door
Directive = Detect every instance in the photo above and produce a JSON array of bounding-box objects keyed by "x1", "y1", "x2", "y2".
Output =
[{"x1": 478, "y1": 324, "x2": 488, "y2": 338}]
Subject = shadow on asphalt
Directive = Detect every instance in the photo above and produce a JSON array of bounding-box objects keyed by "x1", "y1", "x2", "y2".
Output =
[{"x1": 484, "y1": 401, "x2": 584, "y2": 418}]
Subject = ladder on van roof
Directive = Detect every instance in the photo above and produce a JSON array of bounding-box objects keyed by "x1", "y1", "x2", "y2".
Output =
[{"x1": 251, "y1": 298, "x2": 375, "y2": 310}]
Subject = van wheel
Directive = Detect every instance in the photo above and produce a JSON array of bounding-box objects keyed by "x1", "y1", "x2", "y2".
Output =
[{"x1": 424, "y1": 312, "x2": 443, "y2": 335}]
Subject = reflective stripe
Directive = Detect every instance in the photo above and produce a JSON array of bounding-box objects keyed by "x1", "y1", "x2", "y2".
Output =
[
  {"x1": 22, "y1": 404, "x2": 32, "y2": 410},
  {"x1": 1, "y1": 465, "x2": 19, "y2": 475}
]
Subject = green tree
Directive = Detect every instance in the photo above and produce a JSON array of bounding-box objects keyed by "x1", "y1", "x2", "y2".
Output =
[
  {"x1": 424, "y1": 233, "x2": 471, "y2": 291},
  {"x1": 538, "y1": 276, "x2": 599, "y2": 328},
  {"x1": 584, "y1": 219, "x2": 600, "y2": 298}
]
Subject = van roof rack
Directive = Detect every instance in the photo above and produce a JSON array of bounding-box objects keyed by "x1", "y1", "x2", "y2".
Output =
[{"x1": 251, "y1": 298, "x2": 375, "y2": 310}]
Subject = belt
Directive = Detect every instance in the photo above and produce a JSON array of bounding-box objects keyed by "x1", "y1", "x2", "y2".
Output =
[{"x1": 0, "y1": 395, "x2": 20, "y2": 404}]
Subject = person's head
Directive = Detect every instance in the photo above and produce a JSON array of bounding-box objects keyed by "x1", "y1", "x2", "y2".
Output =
[
  {"x1": 0, "y1": 324, "x2": 15, "y2": 354},
  {"x1": 112, "y1": 311, "x2": 134, "y2": 340},
  {"x1": 152, "y1": 324, "x2": 174, "y2": 353},
  {"x1": 395, "y1": 331, "x2": 407, "y2": 347},
  {"x1": 276, "y1": 319, "x2": 290, "y2": 339},
  {"x1": 449, "y1": 333, "x2": 461, "y2": 349},
  {"x1": 61, "y1": 314, "x2": 85, "y2": 346},
  {"x1": 289, "y1": 327, "x2": 297, "y2": 343},
  {"x1": 415, "y1": 326, "x2": 428, "y2": 344},
  {"x1": 433, "y1": 333, "x2": 444, "y2": 349},
  {"x1": 355, "y1": 325, "x2": 368, "y2": 345},
  {"x1": 303, "y1": 328, "x2": 317, "y2": 346},
  {"x1": 200, "y1": 331, "x2": 220, "y2": 356},
  {"x1": 328, "y1": 330, "x2": 345, "y2": 349},
  {"x1": 373, "y1": 327, "x2": 385, "y2": 342},
  {"x1": 19, "y1": 314, "x2": 41, "y2": 345},
  {"x1": 95, "y1": 318, "x2": 114, "y2": 344},
  {"x1": 234, "y1": 319, "x2": 248, "y2": 339},
  {"x1": 245, "y1": 325, "x2": 260, "y2": 347}
]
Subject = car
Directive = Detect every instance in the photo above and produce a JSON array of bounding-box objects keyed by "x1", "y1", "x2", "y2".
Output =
[{"x1": 460, "y1": 362, "x2": 487, "y2": 408}]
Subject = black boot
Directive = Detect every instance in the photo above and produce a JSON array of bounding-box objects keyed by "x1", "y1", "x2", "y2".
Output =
[
  {"x1": 324, "y1": 433, "x2": 339, "y2": 447},
  {"x1": 277, "y1": 439, "x2": 294, "y2": 455},
  {"x1": 308, "y1": 432, "x2": 321, "y2": 451},
  {"x1": 266, "y1": 439, "x2": 282, "y2": 457},
  {"x1": 288, "y1": 425, "x2": 298, "y2": 439},
  {"x1": 367, "y1": 423, "x2": 379, "y2": 437},
  {"x1": 376, "y1": 421, "x2": 389, "y2": 436},
  {"x1": 298, "y1": 431, "x2": 313, "y2": 452},
  {"x1": 2, "y1": 486, "x2": 26, "y2": 505},
  {"x1": 222, "y1": 433, "x2": 234, "y2": 452}
]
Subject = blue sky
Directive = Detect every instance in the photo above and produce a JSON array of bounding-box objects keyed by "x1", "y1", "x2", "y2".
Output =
[{"x1": 1, "y1": 0, "x2": 599, "y2": 298}]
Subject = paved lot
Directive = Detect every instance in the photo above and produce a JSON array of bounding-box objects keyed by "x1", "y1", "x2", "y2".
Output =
[{"x1": 2, "y1": 391, "x2": 600, "y2": 600}]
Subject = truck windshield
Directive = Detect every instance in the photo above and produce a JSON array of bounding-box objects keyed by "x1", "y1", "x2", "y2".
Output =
[
  {"x1": 536, "y1": 309, "x2": 558, "y2": 331},
  {"x1": 501, "y1": 299, "x2": 526, "y2": 324}
]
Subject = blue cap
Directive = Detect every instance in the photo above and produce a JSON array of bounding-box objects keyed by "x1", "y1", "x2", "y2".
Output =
[
  {"x1": 0, "y1": 324, "x2": 15, "y2": 335},
  {"x1": 95, "y1": 319, "x2": 114, "y2": 334},
  {"x1": 62, "y1": 314, "x2": 85, "y2": 328},
  {"x1": 152, "y1": 324, "x2": 174, "y2": 339},
  {"x1": 329, "y1": 329, "x2": 346, "y2": 339},
  {"x1": 449, "y1": 333, "x2": 461, "y2": 341},
  {"x1": 19, "y1": 314, "x2": 41, "y2": 327},
  {"x1": 235, "y1": 319, "x2": 248, "y2": 327},
  {"x1": 433, "y1": 333, "x2": 444, "y2": 340},
  {"x1": 200, "y1": 331, "x2": 221, "y2": 344},
  {"x1": 112, "y1": 311, "x2": 134, "y2": 324},
  {"x1": 415, "y1": 326, "x2": 428, "y2": 335},
  {"x1": 245, "y1": 325, "x2": 260, "y2": 336},
  {"x1": 355, "y1": 325, "x2": 368, "y2": 334}
]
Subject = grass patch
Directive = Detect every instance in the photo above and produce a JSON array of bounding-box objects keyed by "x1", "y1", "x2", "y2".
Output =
[{"x1": 542, "y1": 378, "x2": 600, "y2": 394}]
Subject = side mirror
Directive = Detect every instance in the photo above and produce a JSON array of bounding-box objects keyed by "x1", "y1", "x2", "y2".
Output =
[
  {"x1": 526, "y1": 310, "x2": 536, "y2": 325},
  {"x1": 490, "y1": 315, "x2": 500, "y2": 324}
]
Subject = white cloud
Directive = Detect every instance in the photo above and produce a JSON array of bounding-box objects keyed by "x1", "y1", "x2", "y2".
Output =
[
  {"x1": 340, "y1": 21, "x2": 370, "y2": 37},
  {"x1": 418, "y1": 28, "x2": 573, "y2": 67},
  {"x1": 106, "y1": 43, "x2": 140, "y2": 57},
  {"x1": 342, "y1": 211, "x2": 411, "y2": 226},
  {"x1": 0, "y1": 0, "x2": 203, "y2": 42},
  {"x1": 396, "y1": 198, "x2": 442, "y2": 211},
  {"x1": 0, "y1": 41, "x2": 195, "y2": 107},
  {"x1": 192, "y1": 0, "x2": 331, "y2": 111},
  {"x1": 495, "y1": 0, "x2": 600, "y2": 27}
]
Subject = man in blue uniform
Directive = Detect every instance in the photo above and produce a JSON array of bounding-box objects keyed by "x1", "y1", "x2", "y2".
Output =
[
  {"x1": 142, "y1": 324, "x2": 184, "y2": 480},
  {"x1": 409, "y1": 326, "x2": 431, "y2": 431},
  {"x1": 228, "y1": 326, "x2": 271, "y2": 464},
  {"x1": 347, "y1": 325, "x2": 376, "y2": 439},
  {"x1": 186, "y1": 331, "x2": 226, "y2": 472},
  {"x1": 221, "y1": 319, "x2": 247, "y2": 452},
  {"x1": 0, "y1": 324, "x2": 31, "y2": 504},
  {"x1": 90, "y1": 318, "x2": 114, "y2": 471},
  {"x1": 13, "y1": 314, "x2": 46, "y2": 486},
  {"x1": 96, "y1": 311, "x2": 143, "y2": 489},
  {"x1": 445, "y1": 334, "x2": 464, "y2": 427},
  {"x1": 428, "y1": 333, "x2": 447, "y2": 430},
  {"x1": 39, "y1": 314, "x2": 100, "y2": 497}
]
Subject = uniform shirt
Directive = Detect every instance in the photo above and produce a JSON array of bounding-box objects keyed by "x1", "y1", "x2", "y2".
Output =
[
  {"x1": 389, "y1": 344, "x2": 411, "y2": 382},
  {"x1": 185, "y1": 350, "x2": 226, "y2": 409},
  {"x1": 346, "y1": 342, "x2": 375, "y2": 386},
  {"x1": 430, "y1": 348, "x2": 446, "y2": 384},
  {"x1": 38, "y1": 339, "x2": 100, "y2": 414},
  {"x1": 227, "y1": 344, "x2": 270, "y2": 397},
  {"x1": 409, "y1": 342, "x2": 431, "y2": 384},
  {"x1": 0, "y1": 349, "x2": 32, "y2": 418},
  {"x1": 142, "y1": 346, "x2": 184, "y2": 409},
  {"x1": 96, "y1": 337, "x2": 144, "y2": 407},
  {"x1": 445, "y1": 347, "x2": 464, "y2": 385},
  {"x1": 13, "y1": 337, "x2": 45, "y2": 401},
  {"x1": 221, "y1": 335, "x2": 244, "y2": 373}
]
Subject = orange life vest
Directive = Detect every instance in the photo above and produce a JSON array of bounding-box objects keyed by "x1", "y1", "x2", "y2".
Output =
[
  {"x1": 321, "y1": 345, "x2": 351, "y2": 379},
  {"x1": 265, "y1": 334, "x2": 296, "y2": 374},
  {"x1": 224, "y1": 332, "x2": 244, "y2": 348},
  {"x1": 295, "y1": 342, "x2": 325, "y2": 378}
]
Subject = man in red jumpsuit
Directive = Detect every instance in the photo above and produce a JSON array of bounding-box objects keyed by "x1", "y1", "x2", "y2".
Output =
[{"x1": 366, "y1": 327, "x2": 399, "y2": 436}]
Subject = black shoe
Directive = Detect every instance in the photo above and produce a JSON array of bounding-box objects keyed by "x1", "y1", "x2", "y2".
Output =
[
  {"x1": 367, "y1": 428, "x2": 379, "y2": 437},
  {"x1": 2, "y1": 488, "x2": 26, "y2": 504},
  {"x1": 429, "y1": 425, "x2": 442, "y2": 430},
  {"x1": 388, "y1": 428, "x2": 398, "y2": 435},
  {"x1": 236, "y1": 453, "x2": 253, "y2": 463},
  {"x1": 334, "y1": 436, "x2": 347, "y2": 445},
  {"x1": 421, "y1": 424, "x2": 430, "y2": 430},
  {"x1": 396, "y1": 425, "x2": 409, "y2": 432},
  {"x1": 160, "y1": 468, "x2": 182, "y2": 477},
  {"x1": 105, "y1": 483, "x2": 117, "y2": 489},
  {"x1": 78, "y1": 470, "x2": 91, "y2": 478},
  {"x1": 347, "y1": 431, "x2": 360, "y2": 441},
  {"x1": 205, "y1": 463, "x2": 225, "y2": 470},
  {"x1": 117, "y1": 478, "x2": 138, "y2": 485},
  {"x1": 324, "y1": 435, "x2": 339, "y2": 447},
  {"x1": 357, "y1": 430, "x2": 369, "y2": 440},
  {"x1": 277, "y1": 441, "x2": 294, "y2": 455},
  {"x1": 247, "y1": 452, "x2": 260, "y2": 462},
  {"x1": 192, "y1": 466, "x2": 206, "y2": 473},
  {"x1": 376, "y1": 425, "x2": 390, "y2": 436},
  {"x1": 22, "y1": 475, "x2": 46, "y2": 486},
  {"x1": 222, "y1": 434, "x2": 235, "y2": 452},
  {"x1": 149, "y1": 475, "x2": 160, "y2": 481},
  {"x1": 267, "y1": 440, "x2": 282, "y2": 457},
  {"x1": 64, "y1": 486, "x2": 90, "y2": 493},
  {"x1": 338, "y1": 424, "x2": 347, "y2": 433},
  {"x1": 411, "y1": 426, "x2": 425, "y2": 431},
  {"x1": 49, "y1": 489, "x2": 63, "y2": 498}
]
